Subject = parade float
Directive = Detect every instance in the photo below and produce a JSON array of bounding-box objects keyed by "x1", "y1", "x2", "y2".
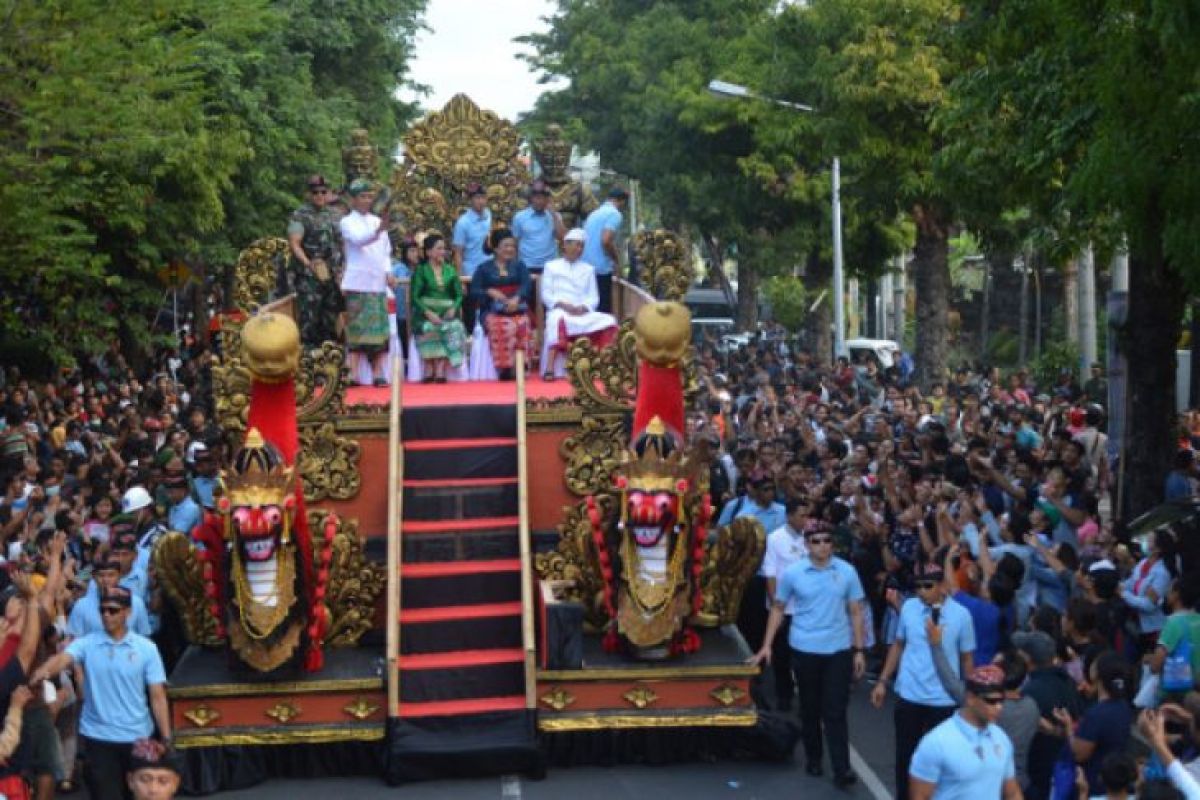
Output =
[{"x1": 156, "y1": 96, "x2": 778, "y2": 793}]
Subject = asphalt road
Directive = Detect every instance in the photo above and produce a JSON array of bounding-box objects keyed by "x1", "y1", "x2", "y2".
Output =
[{"x1": 215, "y1": 689, "x2": 898, "y2": 800}]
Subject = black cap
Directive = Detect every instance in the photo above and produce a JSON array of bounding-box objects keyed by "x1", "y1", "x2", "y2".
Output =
[
  {"x1": 608, "y1": 186, "x2": 629, "y2": 200},
  {"x1": 306, "y1": 174, "x2": 329, "y2": 189}
]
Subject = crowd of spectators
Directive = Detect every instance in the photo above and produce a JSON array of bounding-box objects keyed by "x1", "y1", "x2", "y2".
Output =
[
  {"x1": 0, "y1": 336, "x2": 208, "y2": 800},
  {"x1": 691, "y1": 326, "x2": 1200, "y2": 799}
]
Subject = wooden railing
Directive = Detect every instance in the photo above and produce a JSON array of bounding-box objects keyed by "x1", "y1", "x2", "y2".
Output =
[
  {"x1": 614, "y1": 276, "x2": 656, "y2": 320},
  {"x1": 515, "y1": 349, "x2": 537, "y2": 708},
  {"x1": 385, "y1": 350, "x2": 403, "y2": 714}
]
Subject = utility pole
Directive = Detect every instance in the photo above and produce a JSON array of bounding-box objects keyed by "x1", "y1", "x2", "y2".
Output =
[
  {"x1": 1079, "y1": 243, "x2": 1098, "y2": 371},
  {"x1": 832, "y1": 157, "x2": 846, "y2": 358},
  {"x1": 1018, "y1": 253, "x2": 1029, "y2": 364}
]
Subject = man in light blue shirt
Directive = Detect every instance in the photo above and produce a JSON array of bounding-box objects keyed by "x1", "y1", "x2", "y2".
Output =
[
  {"x1": 871, "y1": 563, "x2": 977, "y2": 800},
  {"x1": 452, "y1": 183, "x2": 492, "y2": 279},
  {"x1": 716, "y1": 472, "x2": 786, "y2": 533},
  {"x1": 165, "y1": 475, "x2": 201, "y2": 536},
  {"x1": 908, "y1": 664, "x2": 1021, "y2": 800},
  {"x1": 751, "y1": 525, "x2": 866, "y2": 788},
  {"x1": 31, "y1": 587, "x2": 170, "y2": 800},
  {"x1": 512, "y1": 180, "x2": 563, "y2": 272},
  {"x1": 581, "y1": 187, "x2": 627, "y2": 313},
  {"x1": 67, "y1": 561, "x2": 151, "y2": 637}
]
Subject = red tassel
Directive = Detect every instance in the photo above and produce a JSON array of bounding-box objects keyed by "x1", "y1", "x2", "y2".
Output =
[{"x1": 602, "y1": 628, "x2": 621, "y2": 654}]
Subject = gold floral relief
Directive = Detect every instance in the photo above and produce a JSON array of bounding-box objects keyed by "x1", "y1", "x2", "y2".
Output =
[
  {"x1": 633, "y1": 230, "x2": 694, "y2": 303},
  {"x1": 153, "y1": 532, "x2": 223, "y2": 647},
  {"x1": 696, "y1": 517, "x2": 766, "y2": 627},
  {"x1": 233, "y1": 237, "x2": 290, "y2": 312},
  {"x1": 560, "y1": 415, "x2": 626, "y2": 496},
  {"x1": 306, "y1": 511, "x2": 385, "y2": 647},
  {"x1": 388, "y1": 94, "x2": 530, "y2": 237},
  {"x1": 534, "y1": 495, "x2": 617, "y2": 630},
  {"x1": 565, "y1": 319, "x2": 638, "y2": 412},
  {"x1": 297, "y1": 422, "x2": 361, "y2": 502},
  {"x1": 295, "y1": 342, "x2": 349, "y2": 421}
]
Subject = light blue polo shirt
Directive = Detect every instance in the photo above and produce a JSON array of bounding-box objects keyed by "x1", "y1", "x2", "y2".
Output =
[
  {"x1": 452, "y1": 208, "x2": 492, "y2": 277},
  {"x1": 168, "y1": 495, "x2": 202, "y2": 535},
  {"x1": 66, "y1": 630, "x2": 166, "y2": 742},
  {"x1": 777, "y1": 557, "x2": 864, "y2": 654},
  {"x1": 716, "y1": 496, "x2": 787, "y2": 535},
  {"x1": 894, "y1": 596, "x2": 976, "y2": 707},
  {"x1": 582, "y1": 202, "x2": 622, "y2": 276},
  {"x1": 512, "y1": 206, "x2": 558, "y2": 269},
  {"x1": 909, "y1": 713, "x2": 1015, "y2": 798},
  {"x1": 67, "y1": 592, "x2": 151, "y2": 638}
]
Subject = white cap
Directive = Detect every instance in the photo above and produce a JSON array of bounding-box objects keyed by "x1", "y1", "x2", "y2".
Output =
[
  {"x1": 1088, "y1": 558, "x2": 1117, "y2": 573},
  {"x1": 564, "y1": 228, "x2": 586, "y2": 243},
  {"x1": 122, "y1": 486, "x2": 153, "y2": 514}
]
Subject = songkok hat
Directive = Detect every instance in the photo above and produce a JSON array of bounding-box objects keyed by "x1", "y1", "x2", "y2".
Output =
[
  {"x1": 306, "y1": 175, "x2": 329, "y2": 189},
  {"x1": 129, "y1": 738, "x2": 181, "y2": 776},
  {"x1": 347, "y1": 179, "x2": 373, "y2": 197},
  {"x1": 965, "y1": 664, "x2": 1006, "y2": 694},
  {"x1": 564, "y1": 228, "x2": 586, "y2": 243}
]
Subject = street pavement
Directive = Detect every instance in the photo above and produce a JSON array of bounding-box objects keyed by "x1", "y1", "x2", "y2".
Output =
[{"x1": 217, "y1": 688, "x2": 898, "y2": 800}]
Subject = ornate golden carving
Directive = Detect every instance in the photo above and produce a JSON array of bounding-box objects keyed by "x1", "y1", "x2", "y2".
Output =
[
  {"x1": 294, "y1": 341, "x2": 350, "y2": 422},
  {"x1": 388, "y1": 94, "x2": 530, "y2": 237},
  {"x1": 565, "y1": 319, "x2": 639, "y2": 412},
  {"x1": 564, "y1": 317, "x2": 699, "y2": 413},
  {"x1": 264, "y1": 701, "x2": 302, "y2": 723},
  {"x1": 709, "y1": 684, "x2": 748, "y2": 707},
  {"x1": 297, "y1": 422, "x2": 362, "y2": 502},
  {"x1": 622, "y1": 686, "x2": 659, "y2": 709},
  {"x1": 342, "y1": 128, "x2": 379, "y2": 186},
  {"x1": 534, "y1": 496, "x2": 616, "y2": 630},
  {"x1": 342, "y1": 698, "x2": 380, "y2": 721},
  {"x1": 537, "y1": 711, "x2": 757, "y2": 732},
  {"x1": 153, "y1": 532, "x2": 223, "y2": 647},
  {"x1": 183, "y1": 704, "x2": 221, "y2": 728},
  {"x1": 211, "y1": 352, "x2": 252, "y2": 440},
  {"x1": 539, "y1": 687, "x2": 576, "y2": 711},
  {"x1": 307, "y1": 511, "x2": 385, "y2": 647},
  {"x1": 174, "y1": 726, "x2": 384, "y2": 749},
  {"x1": 228, "y1": 619, "x2": 303, "y2": 673},
  {"x1": 559, "y1": 415, "x2": 626, "y2": 496},
  {"x1": 633, "y1": 230, "x2": 693, "y2": 303},
  {"x1": 534, "y1": 124, "x2": 598, "y2": 230},
  {"x1": 233, "y1": 237, "x2": 290, "y2": 312},
  {"x1": 695, "y1": 517, "x2": 767, "y2": 627}
]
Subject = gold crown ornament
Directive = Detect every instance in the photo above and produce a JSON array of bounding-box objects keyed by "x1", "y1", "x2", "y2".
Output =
[
  {"x1": 221, "y1": 428, "x2": 295, "y2": 515},
  {"x1": 634, "y1": 302, "x2": 690, "y2": 367}
]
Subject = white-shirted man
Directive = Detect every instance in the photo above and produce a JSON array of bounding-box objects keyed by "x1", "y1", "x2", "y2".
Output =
[{"x1": 539, "y1": 228, "x2": 617, "y2": 379}]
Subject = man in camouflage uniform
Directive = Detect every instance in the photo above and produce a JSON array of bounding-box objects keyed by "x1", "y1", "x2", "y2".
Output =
[{"x1": 286, "y1": 174, "x2": 344, "y2": 346}]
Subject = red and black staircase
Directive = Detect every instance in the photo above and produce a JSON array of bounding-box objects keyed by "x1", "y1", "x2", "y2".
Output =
[{"x1": 384, "y1": 402, "x2": 543, "y2": 783}]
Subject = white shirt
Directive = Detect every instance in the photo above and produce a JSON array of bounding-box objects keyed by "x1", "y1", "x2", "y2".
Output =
[
  {"x1": 339, "y1": 210, "x2": 391, "y2": 293},
  {"x1": 540, "y1": 256, "x2": 599, "y2": 312},
  {"x1": 763, "y1": 523, "x2": 808, "y2": 613}
]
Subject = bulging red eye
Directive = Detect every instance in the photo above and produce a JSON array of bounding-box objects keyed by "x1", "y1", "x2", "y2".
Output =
[
  {"x1": 264, "y1": 506, "x2": 283, "y2": 526},
  {"x1": 232, "y1": 508, "x2": 251, "y2": 527}
]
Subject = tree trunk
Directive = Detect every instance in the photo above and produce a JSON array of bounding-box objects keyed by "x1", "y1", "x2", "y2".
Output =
[
  {"x1": 979, "y1": 258, "x2": 992, "y2": 356},
  {"x1": 1018, "y1": 253, "x2": 1029, "y2": 363},
  {"x1": 736, "y1": 259, "x2": 759, "y2": 331},
  {"x1": 1122, "y1": 218, "x2": 1184, "y2": 523},
  {"x1": 911, "y1": 205, "x2": 951, "y2": 390}
]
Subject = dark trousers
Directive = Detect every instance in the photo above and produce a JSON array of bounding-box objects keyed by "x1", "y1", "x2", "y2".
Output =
[
  {"x1": 81, "y1": 736, "x2": 134, "y2": 800},
  {"x1": 893, "y1": 698, "x2": 955, "y2": 800},
  {"x1": 793, "y1": 648, "x2": 853, "y2": 777},
  {"x1": 597, "y1": 273, "x2": 613, "y2": 314},
  {"x1": 770, "y1": 617, "x2": 794, "y2": 707}
]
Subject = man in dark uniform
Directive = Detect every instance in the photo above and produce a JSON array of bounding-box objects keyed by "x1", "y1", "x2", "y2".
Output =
[{"x1": 286, "y1": 175, "x2": 344, "y2": 346}]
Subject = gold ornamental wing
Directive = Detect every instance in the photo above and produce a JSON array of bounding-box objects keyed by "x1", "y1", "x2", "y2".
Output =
[
  {"x1": 153, "y1": 531, "x2": 223, "y2": 647},
  {"x1": 695, "y1": 516, "x2": 766, "y2": 627}
]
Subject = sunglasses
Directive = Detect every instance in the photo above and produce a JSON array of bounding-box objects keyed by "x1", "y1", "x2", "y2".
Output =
[
  {"x1": 100, "y1": 606, "x2": 124, "y2": 615},
  {"x1": 915, "y1": 581, "x2": 939, "y2": 590},
  {"x1": 308, "y1": 188, "x2": 329, "y2": 195},
  {"x1": 808, "y1": 536, "x2": 833, "y2": 545},
  {"x1": 978, "y1": 694, "x2": 1005, "y2": 706}
]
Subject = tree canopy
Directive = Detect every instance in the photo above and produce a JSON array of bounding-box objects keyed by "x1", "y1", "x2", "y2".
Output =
[{"x1": 0, "y1": 0, "x2": 425, "y2": 366}]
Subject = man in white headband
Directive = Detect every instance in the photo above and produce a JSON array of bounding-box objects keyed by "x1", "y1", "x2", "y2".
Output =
[{"x1": 538, "y1": 228, "x2": 617, "y2": 380}]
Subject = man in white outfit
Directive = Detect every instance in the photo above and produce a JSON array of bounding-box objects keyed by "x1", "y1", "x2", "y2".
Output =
[
  {"x1": 339, "y1": 179, "x2": 392, "y2": 386},
  {"x1": 539, "y1": 228, "x2": 617, "y2": 379}
]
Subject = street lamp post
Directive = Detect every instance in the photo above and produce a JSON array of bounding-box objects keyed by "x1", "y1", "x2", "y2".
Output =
[{"x1": 707, "y1": 79, "x2": 845, "y2": 360}]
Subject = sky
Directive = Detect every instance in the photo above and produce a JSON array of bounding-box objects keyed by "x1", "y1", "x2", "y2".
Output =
[{"x1": 400, "y1": 0, "x2": 563, "y2": 123}]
